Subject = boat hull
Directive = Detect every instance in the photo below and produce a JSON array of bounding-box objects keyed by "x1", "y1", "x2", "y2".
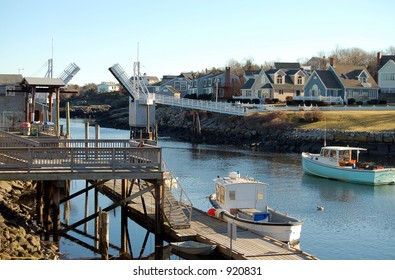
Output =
[
  {"x1": 171, "y1": 241, "x2": 216, "y2": 255},
  {"x1": 209, "y1": 196, "x2": 302, "y2": 244},
  {"x1": 302, "y1": 152, "x2": 395, "y2": 185}
]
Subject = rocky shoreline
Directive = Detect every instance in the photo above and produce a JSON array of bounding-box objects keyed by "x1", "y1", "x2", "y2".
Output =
[
  {"x1": 156, "y1": 106, "x2": 395, "y2": 156},
  {"x1": 0, "y1": 181, "x2": 59, "y2": 260},
  {"x1": 62, "y1": 100, "x2": 395, "y2": 157}
]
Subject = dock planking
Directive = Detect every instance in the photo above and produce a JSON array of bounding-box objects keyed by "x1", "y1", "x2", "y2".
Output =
[{"x1": 102, "y1": 180, "x2": 318, "y2": 260}]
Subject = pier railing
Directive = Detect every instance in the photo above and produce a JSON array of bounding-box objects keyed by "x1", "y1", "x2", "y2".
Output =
[{"x1": 0, "y1": 145, "x2": 162, "y2": 173}]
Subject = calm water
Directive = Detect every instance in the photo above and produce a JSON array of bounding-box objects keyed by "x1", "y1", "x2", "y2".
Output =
[{"x1": 59, "y1": 119, "x2": 395, "y2": 260}]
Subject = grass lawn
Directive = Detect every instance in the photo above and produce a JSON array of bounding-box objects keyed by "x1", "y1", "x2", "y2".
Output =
[{"x1": 290, "y1": 110, "x2": 395, "y2": 132}]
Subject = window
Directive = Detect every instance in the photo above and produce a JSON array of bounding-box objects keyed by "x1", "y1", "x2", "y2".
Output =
[
  {"x1": 208, "y1": 78, "x2": 212, "y2": 86},
  {"x1": 276, "y1": 75, "x2": 283, "y2": 84},
  {"x1": 229, "y1": 191, "x2": 236, "y2": 200},
  {"x1": 278, "y1": 90, "x2": 284, "y2": 95},
  {"x1": 6, "y1": 86, "x2": 15, "y2": 96},
  {"x1": 180, "y1": 81, "x2": 187, "y2": 91},
  {"x1": 297, "y1": 76, "x2": 303, "y2": 84},
  {"x1": 257, "y1": 191, "x2": 264, "y2": 200},
  {"x1": 381, "y1": 73, "x2": 395, "y2": 81},
  {"x1": 312, "y1": 84, "x2": 319, "y2": 96}
]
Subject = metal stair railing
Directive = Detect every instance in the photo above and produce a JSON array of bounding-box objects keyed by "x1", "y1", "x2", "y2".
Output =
[{"x1": 162, "y1": 160, "x2": 192, "y2": 226}]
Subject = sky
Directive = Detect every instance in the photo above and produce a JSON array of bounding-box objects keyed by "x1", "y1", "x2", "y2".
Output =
[{"x1": 1, "y1": 0, "x2": 394, "y2": 86}]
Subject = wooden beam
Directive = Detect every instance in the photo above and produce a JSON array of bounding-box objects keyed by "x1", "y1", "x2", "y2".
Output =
[
  {"x1": 59, "y1": 179, "x2": 109, "y2": 204},
  {"x1": 59, "y1": 185, "x2": 154, "y2": 234}
]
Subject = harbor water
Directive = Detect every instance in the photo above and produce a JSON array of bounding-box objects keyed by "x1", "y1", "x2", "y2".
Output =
[{"x1": 60, "y1": 119, "x2": 395, "y2": 260}]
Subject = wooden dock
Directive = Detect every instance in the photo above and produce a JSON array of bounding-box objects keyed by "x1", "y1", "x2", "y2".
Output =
[
  {"x1": 0, "y1": 130, "x2": 317, "y2": 260},
  {"x1": 102, "y1": 180, "x2": 318, "y2": 260}
]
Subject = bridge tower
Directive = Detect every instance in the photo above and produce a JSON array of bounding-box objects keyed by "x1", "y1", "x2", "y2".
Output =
[{"x1": 109, "y1": 63, "x2": 155, "y2": 140}]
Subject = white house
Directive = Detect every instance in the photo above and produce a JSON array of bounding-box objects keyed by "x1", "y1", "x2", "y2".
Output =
[
  {"x1": 97, "y1": 81, "x2": 120, "y2": 93},
  {"x1": 377, "y1": 54, "x2": 395, "y2": 94}
]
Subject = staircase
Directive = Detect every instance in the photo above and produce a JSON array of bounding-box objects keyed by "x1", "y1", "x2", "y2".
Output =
[{"x1": 162, "y1": 161, "x2": 192, "y2": 229}]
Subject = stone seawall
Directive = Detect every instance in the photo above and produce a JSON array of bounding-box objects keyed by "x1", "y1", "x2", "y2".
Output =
[{"x1": 156, "y1": 105, "x2": 395, "y2": 156}]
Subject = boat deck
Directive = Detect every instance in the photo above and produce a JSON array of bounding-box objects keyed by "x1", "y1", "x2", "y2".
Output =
[{"x1": 103, "y1": 180, "x2": 317, "y2": 260}]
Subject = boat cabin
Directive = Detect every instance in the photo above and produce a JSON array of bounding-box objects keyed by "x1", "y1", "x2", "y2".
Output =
[
  {"x1": 214, "y1": 171, "x2": 268, "y2": 212},
  {"x1": 319, "y1": 146, "x2": 366, "y2": 167}
]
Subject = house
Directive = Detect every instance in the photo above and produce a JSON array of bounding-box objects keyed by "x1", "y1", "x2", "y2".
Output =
[
  {"x1": 377, "y1": 52, "x2": 395, "y2": 94},
  {"x1": 303, "y1": 58, "x2": 379, "y2": 104},
  {"x1": 97, "y1": 81, "x2": 120, "y2": 93},
  {"x1": 239, "y1": 69, "x2": 266, "y2": 103},
  {"x1": 0, "y1": 74, "x2": 24, "y2": 130},
  {"x1": 238, "y1": 62, "x2": 309, "y2": 103},
  {"x1": 157, "y1": 73, "x2": 191, "y2": 97},
  {"x1": 304, "y1": 57, "x2": 329, "y2": 71},
  {"x1": 188, "y1": 67, "x2": 240, "y2": 101}
]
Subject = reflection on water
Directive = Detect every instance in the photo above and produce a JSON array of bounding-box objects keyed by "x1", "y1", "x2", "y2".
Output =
[{"x1": 60, "y1": 119, "x2": 395, "y2": 260}]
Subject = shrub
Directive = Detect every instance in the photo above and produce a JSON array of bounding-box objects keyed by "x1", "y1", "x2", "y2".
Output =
[{"x1": 348, "y1": 98, "x2": 356, "y2": 105}]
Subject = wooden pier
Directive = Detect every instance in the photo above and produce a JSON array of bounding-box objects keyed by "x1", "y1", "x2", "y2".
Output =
[
  {"x1": 0, "y1": 129, "x2": 317, "y2": 260},
  {"x1": 102, "y1": 180, "x2": 317, "y2": 260}
]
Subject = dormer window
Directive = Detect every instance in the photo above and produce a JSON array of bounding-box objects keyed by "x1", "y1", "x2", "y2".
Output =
[
  {"x1": 359, "y1": 71, "x2": 368, "y2": 83},
  {"x1": 276, "y1": 75, "x2": 283, "y2": 84},
  {"x1": 297, "y1": 76, "x2": 303, "y2": 84}
]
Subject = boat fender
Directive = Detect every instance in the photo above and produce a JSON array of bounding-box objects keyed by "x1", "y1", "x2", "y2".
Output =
[{"x1": 207, "y1": 208, "x2": 216, "y2": 216}]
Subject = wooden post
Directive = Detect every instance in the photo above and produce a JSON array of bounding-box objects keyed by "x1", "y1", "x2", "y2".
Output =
[
  {"x1": 120, "y1": 179, "x2": 128, "y2": 255},
  {"x1": 36, "y1": 181, "x2": 44, "y2": 226},
  {"x1": 63, "y1": 180, "x2": 70, "y2": 225},
  {"x1": 48, "y1": 91, "x2": 53, "y2": 122},
  {"x1": 94, "y1": 185, "x2": 99, "y2": 250},
  {"x1": 84, "y1": 180, "x2": 89, "y2": 233},
  {"x1": 43, "y1": 181, "x2": 53, "y2": 240},
  {"x1": 52, "y1": 182, "x2": 61, "y2": 243},
  {"x1": 66, "y1": 101, "x2": 70, "y2": 138},
  {"x1": 154, "y1": 179, "x2": 164, "y2": 260},
  {"x1": 99, "y1": 210, "x2": 109, "y2": 260},
  {"x1": 95, "y1": 124, "x2": 100, "y2": 159},
  {"x1": 56, "y1": 87, "x2": 60, "y2": 136}
]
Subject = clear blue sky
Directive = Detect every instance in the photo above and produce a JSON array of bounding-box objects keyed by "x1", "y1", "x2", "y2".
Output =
[{"x1": 1, "y1": 0, "x2": 394, "y2": 85}]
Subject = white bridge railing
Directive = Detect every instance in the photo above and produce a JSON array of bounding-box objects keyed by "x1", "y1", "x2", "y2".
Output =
[{"x1": 155, "y1": 94, "x2": 267, "y2": 116}]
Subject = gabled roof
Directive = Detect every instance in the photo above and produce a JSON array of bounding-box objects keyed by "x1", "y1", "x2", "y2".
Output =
[
  {"x1": 378, "y1": 55, "x2": 395, "y2": 70},
  {"x1": 260, "y1": 83, "x2": 273, "y2": 89},
  {"x1": 23, "y1": 77, "x2": 65, "y2": 87},
  {"x1": 0, "y1": 74, "x2": 23, "y2": 84},
  {"x1": 244, "y1": 69, "x2": 261, "y2": 77},
  {"x1": 241, "y1": 78, "x2": 255, "y2": 89},
  {"x1": 314, "y1": 70, "x2": 342, "y2": 89},
  {"x1": 378, "y1": 58, "x2": 395, "y2": 73},
  {"x1": 330, "y1": 65, "x2": 378, "y2": 88},
  {"x1": 274, "y1": 62, "x2": 301, "y2": 69}
]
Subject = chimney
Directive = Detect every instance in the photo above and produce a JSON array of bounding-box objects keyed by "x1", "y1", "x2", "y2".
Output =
[
  {"x1": 329, "y1": 57, "x2": 335, "y2": 67},
  {"x1": 224, "y1": 67, "x2": 231, "y2": 100},
  {"x1": 375, "y1": 52, "x2": 382, "y2": 82}
]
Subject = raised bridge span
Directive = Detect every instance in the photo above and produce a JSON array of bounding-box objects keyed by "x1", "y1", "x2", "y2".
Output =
[{"x1": 109, "y1": 63, "x2": 266, "y2": 116}]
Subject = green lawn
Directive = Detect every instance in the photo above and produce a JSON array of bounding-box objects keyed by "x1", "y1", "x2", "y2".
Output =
[{"x1": 293, "y1": 110, "x2": 395, "y2": 132}]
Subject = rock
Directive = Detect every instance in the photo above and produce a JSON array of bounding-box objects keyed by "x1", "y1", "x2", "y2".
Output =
[{"x1": 0, "y1": 181, "x2": 13, "y2": 193}]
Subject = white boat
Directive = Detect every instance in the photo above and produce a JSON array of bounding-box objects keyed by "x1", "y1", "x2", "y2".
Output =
[
  {"x1": 208, "y1": 171, "x2": 303, "y2": 244},
  {"x1": 302, "y1": 146, "x2": 395, "y2": 185},
  {"x1": 170, "y1": 241, "x2": 216, "y2": 255}
]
